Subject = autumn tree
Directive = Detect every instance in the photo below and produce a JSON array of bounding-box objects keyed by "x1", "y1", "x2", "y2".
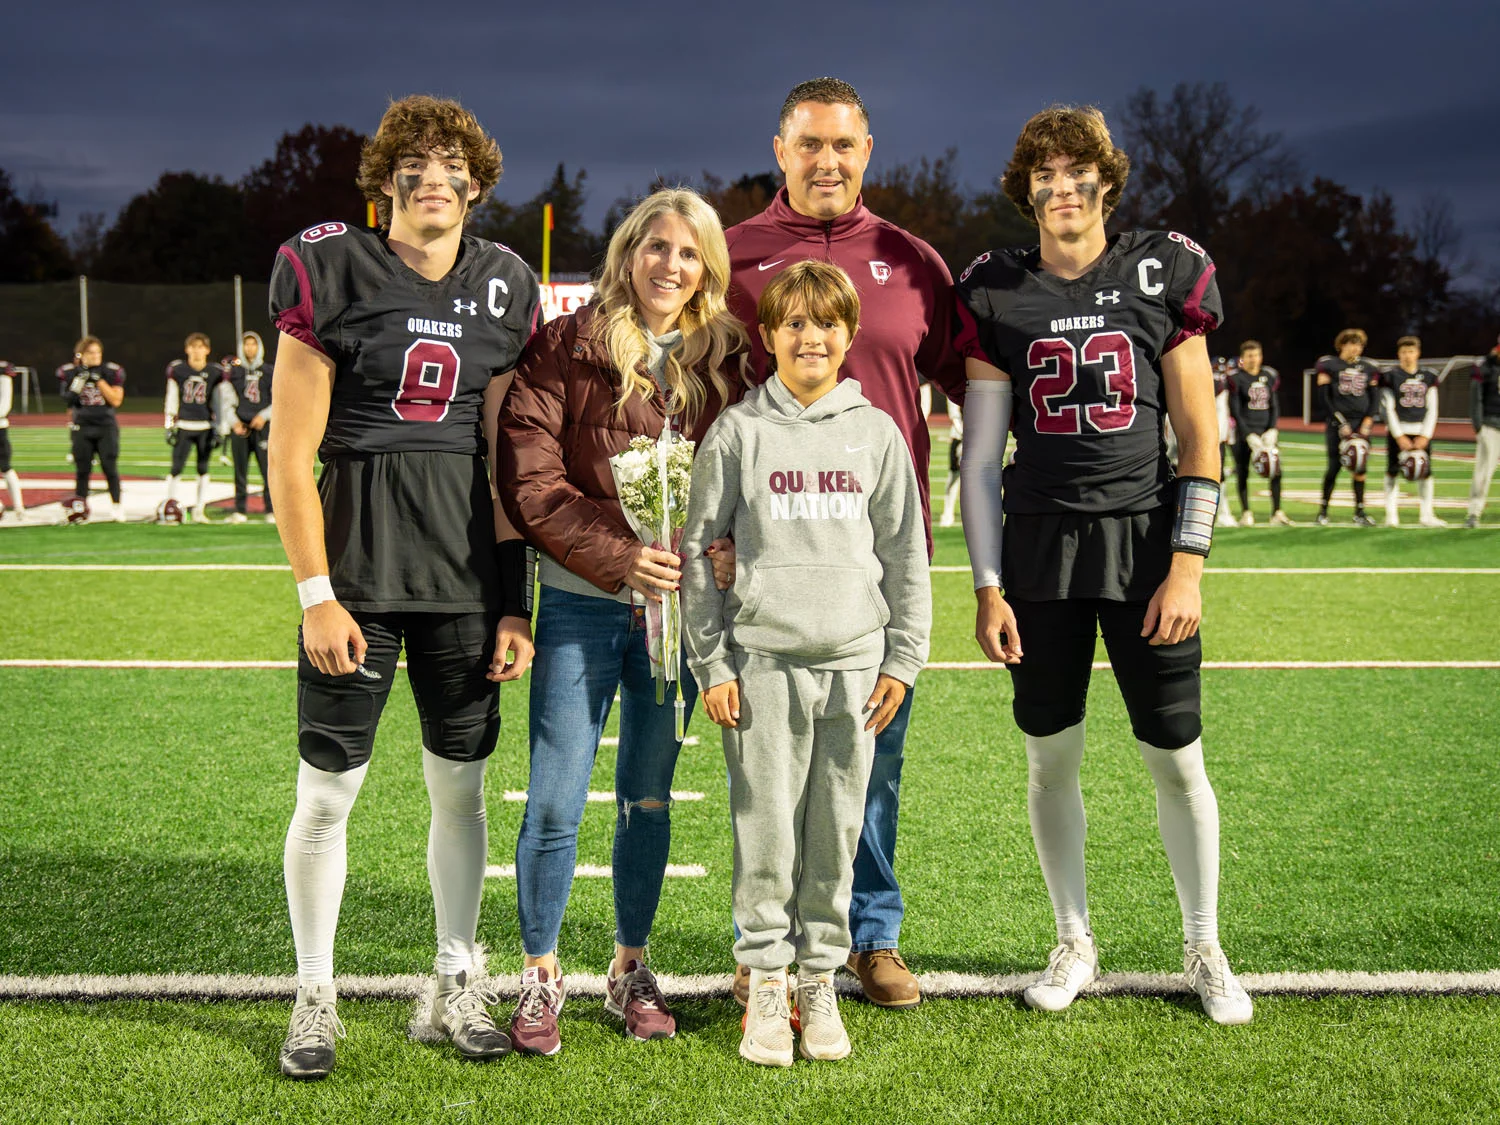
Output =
[
  {"x1": 92, "y1": 173, "x2": 253, "y2": 283},
  {"x1": 472, "y1": 164, "x2": 601, "y2": 276},
  {"x1": 242, "y1": 124, "x2": 367, "y2": 277},
  {"x1": 0, "y1": 169, "x2": 74, "y2": 281}
]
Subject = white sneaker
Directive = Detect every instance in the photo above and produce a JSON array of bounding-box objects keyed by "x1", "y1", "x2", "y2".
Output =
[
  {"x1": 227, "y1": 511, "x2": 249, "y2": 524},
  {"x1": 432, "y1": 970, "x2": 511, "y2": 1059},
  {"x1": 1184, "y1": 941, "x2": 1253, "y2": 1026},
  {"x1": 740, "y1": 968, "x2": 795, "y2": 1067},
  {"x1": 1215, "y1": 506, "x2": 1237, "y2": 528},
  {"x1": 1269, "y1": 510, "x2": 1293, "y2": 526},
  {"x1": 795, "y1": 972, "x2": 851, "y2": 1061},
  {"x1": 1385, "y1": 514, "x2": 1400, "y2": 527},
  {"x1": 1023, "y1": 935, "x2": 1098, "y2": 1012},
  {"x1": 111, "y1": 504, "x2": 127, "y2": 523},
  {"x1": 191, "y1": 506, "x2": 209, "y2": 523},
  {"x1": 1238, "y1": 510, "x2": 1255, "y2": 527},
  {"x1": 1419, "y1": 514, "x2": 1448, "y2": 528},
  {"x1": 280, "y1": 982, "x2": 345, "y2": 1079}
]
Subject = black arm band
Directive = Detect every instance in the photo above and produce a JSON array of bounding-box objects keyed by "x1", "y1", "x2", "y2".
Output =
[
  {"x1": 495, "y1": 539, "x2": 534, "y2": 621},
  {"x1": 1170, "y1": 476, "x2": 1220, "y2": 557}
]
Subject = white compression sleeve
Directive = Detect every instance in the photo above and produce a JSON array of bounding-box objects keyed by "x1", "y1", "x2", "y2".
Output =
[
  {"x1": 284, "y1": 760, "x2": 369, "y2": 985},
  {"x1": 1138, "y1": 738, "x2": 1220, "y2": 945},
  {"x1": 959, "y1": 379, "x2": 1012, "y2": 590},
  {"x1": 1026, "y1": 721, "x2": 1091, "y2": 942},
  {"x1": 1422, "y1": 386, "x2": 1438, "y2": 439},
  {"x1": 424, "y1": 751, "x2": 489, "y2": 976},
  {"x1": 1382, "y1": 389, "x2": 1404, "y2": 438}
]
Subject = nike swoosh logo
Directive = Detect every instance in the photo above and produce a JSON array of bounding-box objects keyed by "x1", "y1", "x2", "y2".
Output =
[
  {"x1": 757, "y1": 259, "x2": 786, "y2": 272},
  {"x1": 845, "y1": 444, "x2": 869, "y2": 453}
]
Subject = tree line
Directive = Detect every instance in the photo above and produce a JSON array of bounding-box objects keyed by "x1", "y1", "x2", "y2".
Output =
[{"x1": 2, "y1": 83, "x2": 1494, "y2": 377}]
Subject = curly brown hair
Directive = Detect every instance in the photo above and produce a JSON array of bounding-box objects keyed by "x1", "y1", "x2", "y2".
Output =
[
  {"x1": 1335, "y1": 328, "x2": 1368, "y2": 350},
  {"x1": 1001, "y1": 105, "x2": 1130, "y2": 226},
  {"x1": 357, "y1": 95, "x2": 502, "y2": 229}
]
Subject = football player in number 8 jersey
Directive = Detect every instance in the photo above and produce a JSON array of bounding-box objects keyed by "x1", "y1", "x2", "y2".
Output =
[
  {"x1": 267, "y1": 95, "x2": 541, "y2": 1079},
  {"x1": 954, "y1": 105, "x2": 1252, "y2": 1026}
]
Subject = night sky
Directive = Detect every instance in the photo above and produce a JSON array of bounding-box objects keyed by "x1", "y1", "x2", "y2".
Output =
[{"x1": 6, "y1": 0, "x2": 1496, "y2": 278}]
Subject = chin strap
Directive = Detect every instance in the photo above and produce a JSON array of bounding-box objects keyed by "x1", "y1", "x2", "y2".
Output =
[
  {"x1": 959, "y1": 379, "x2": 1012, "y2": 590},
  {"x1": 1171, "y1": 476, "x2": 1221, "y2": 557}
]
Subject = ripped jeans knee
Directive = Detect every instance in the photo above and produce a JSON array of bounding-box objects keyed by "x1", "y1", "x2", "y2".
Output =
[{"x1": 619, "y1": 795, "x2": 674, "y2": 828}]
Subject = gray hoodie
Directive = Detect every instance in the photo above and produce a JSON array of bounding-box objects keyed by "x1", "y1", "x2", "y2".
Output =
[{"x1": 680, "y1": 375, "x2": 931, "y2": 689}]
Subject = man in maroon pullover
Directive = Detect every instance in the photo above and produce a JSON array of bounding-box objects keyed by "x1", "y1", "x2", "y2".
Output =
[{"x1": 723, "y1": 76, "x2": 966, "y2": 1009}]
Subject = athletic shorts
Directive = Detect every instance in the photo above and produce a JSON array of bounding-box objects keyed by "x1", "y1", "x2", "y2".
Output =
[
  {"x1": 1002, "y1": 506, "x2": 1172, "y2": 603},
  {"x1": 1387, "y1": 437, "x2": 1435, "y2": 479},
  {"x1": 170, "y1": 429, "x2": 215, "y2": 476},
  {"x1": 297, "y1": 610, "x2": 501, "y2": 772},
  {"x1": 1006, "y1": 597, "x2": 1202, "y2": 750}
]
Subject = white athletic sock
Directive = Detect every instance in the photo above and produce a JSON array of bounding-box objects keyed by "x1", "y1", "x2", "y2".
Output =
[
  {"x1": 165, "y1": 474, "x2": 180, "y2": 503},
  {"x1": 1138, "y1": 738, "x2": 1219, "y2": 945},
  {"x1": 196, "y1": 473, "x2": 211, "y2": 511},
  {"x1": 4, "y1": 469, "x2": 23, "y2": 512},
  {"x1": 940, "y1": 477, "x2": 960, "y2": 526},
  {"x1": 424, "y1": 750, "x2": 488, "y2": 977},
  {"x1": 1384, "y1": 475, "x2": 1399, "y2": 522},
  {"x1": 284, "y1": 760, "x2": 369, "y2": 986},
  {"x1": 1025, "y1": 721, "x2": 1091, "y2": 942},
  {"x1": 1419, "y1": 477, "x2": 1436, "y2": 521}
]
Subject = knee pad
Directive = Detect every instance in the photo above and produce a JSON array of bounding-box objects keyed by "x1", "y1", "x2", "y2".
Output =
[
  {"x1": 1013, "y1": 693, "x2": 1088, "y2": 739},
  {"x1": 1131, "y1": 707, "x2": 1203, "y2": 752}
]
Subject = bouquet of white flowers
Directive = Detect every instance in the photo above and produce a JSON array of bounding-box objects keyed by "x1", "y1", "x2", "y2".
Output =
[{"x1": 609, "y1": 427, "x2": 697, "y2": 741}]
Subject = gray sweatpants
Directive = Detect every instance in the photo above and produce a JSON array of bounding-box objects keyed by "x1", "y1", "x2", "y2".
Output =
[
  {"x1": 1468, "y1": 426, "x2": 1500, "y2": 519},
  {"x1": 725, "y1": 652, "x2": 879, "y2": 974}
]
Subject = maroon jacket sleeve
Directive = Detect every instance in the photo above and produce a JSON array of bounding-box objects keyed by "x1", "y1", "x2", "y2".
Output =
[
  {"x1": 497, "y1": 321, "x2": 640, "y2": 595},
  {"x1": 912, "y1": 238, "x2": 967, "y2": 407}
]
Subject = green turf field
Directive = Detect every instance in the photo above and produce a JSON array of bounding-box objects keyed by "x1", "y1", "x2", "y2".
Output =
[{"x1": 1, "y1": 424, "x2": 1498, "y2": 1123}]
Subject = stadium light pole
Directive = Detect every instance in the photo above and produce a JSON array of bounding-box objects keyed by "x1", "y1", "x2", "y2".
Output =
[
  {"x1": 234, "y1": 275, "x2": 244, "y2": 363},
  {"x1": 542, "y1": 202, "x2": 553, "y2": 285},
  {"x1": 79, "y1": 275, "x2": 89, "y2": 338}
]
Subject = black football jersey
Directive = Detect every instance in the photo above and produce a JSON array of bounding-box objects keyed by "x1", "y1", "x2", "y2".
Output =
[
  {"x1": 1385, "y1": 367, "x2": 1439, "y2": 429},
  {"x1": 1316, "y1": 356, "x2": 1380, "y2": 425},
  {"x1": 165, "y1": 361, "x2": 217, "y2": 428},
  {"x1": 57, "y1": 362, "x2": 125, "y2": 424},
  {"x1": 269, "y1": 222, "x2": 540, "y2": 460},
  {"x1": 1231, "y1": 367, "x2": 1280, "y2": 435},
  {"x1": 957, "y1": 230, "x2": 1223, "y2": 515},
  {"x1": 229, "y1": 364, "x2": 274, "y2": 423}
]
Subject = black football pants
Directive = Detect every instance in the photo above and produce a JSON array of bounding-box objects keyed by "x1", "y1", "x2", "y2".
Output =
[
  {"x1": 231, "y1": 425, "x2": 271, "y2": 513},
  {"x1": 71, "y1": 423, "x2": 121, "y2": 502},
  {"x1": 170, "y1": 429, "x2": 215, "y2": 476}
]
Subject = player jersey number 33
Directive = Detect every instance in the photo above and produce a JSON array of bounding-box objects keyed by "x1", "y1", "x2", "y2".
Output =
[
  {"x1": 956, "y1": 230, "x2": 1222, "y2": 515},
  {"x1": 269, "y1": 222, "x2": 540, "y2": 460}
]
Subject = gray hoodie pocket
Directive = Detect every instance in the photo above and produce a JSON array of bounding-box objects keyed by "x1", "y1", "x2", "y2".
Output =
[{"x1": 735, "y1": 564, "x2": 889, "y2": 658}]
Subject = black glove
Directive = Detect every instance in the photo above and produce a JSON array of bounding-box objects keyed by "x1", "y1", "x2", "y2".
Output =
[
  {"x1": 165, "y1": 428, "x2": 179, "y2": 447},
  {"x1": 209, "y1": 432, "x2": 223, "y2": 451}
]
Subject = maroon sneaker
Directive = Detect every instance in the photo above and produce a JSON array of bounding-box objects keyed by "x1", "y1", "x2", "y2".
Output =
[
  {"x1": 604, "y1": 959, "x2": 677, "y2": 1041},
  {"x1": 510, "y1": 965, "x2": 564, "y2": 1056}
]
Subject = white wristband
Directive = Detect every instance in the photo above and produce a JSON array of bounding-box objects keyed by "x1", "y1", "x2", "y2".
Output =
[{"x1": 297, "y1": 575, "x2": 335, "y2": 610}]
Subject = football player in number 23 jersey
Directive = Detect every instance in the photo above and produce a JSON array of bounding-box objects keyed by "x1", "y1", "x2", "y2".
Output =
[
  {"x1": 266, "y1": 94, "x2": 540, "y2": 1081},
  {"x1": 954, "y1": 104, "x2": 1253, "y2": 1028}
]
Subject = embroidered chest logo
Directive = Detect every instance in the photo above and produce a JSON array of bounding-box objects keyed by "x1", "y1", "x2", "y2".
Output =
[
  {"x1": 453, "y1": 299, "x2": 478, "y2": 316},
  {"x1": 1094, "y1": 290, "x2": 1121, "y2": 306},
  {"x1": 869, "y1": 261, "x2": 892, "y2": 285}
]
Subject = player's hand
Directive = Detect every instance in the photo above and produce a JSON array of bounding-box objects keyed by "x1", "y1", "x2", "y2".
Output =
[
  {"x1": 1414, "y1": 435, "x2": 1429, "y2": 451},
  {"x1": 705, "y1": 538, "x2": 736, "y2": 590},
  {"x1": 623, "y1": 544, "x2": 681, "y2": 604},
  {"x1": 864, "y1": 674, "x2": 907, "y2": 733},
  {"x1": 250, "y1": 416, "x2": 267, "y2": 431},
  {"x1": 1142, "y1": 563, "x2": 1203, "y2": 647},
  {"x1": 1360, "y1": 422, "x2": 1373, "y2": 438},
  {"x1": 232, "y1": 421, "x2": 247, "y2": 437},
  {"x1": 302, "y1": 601, "x2": 366, "y2": 676},
  {"x1": 489, "y1": 615, "x2": 535, "y2": 682},
  {"x1": 1338, "y1": 423, "x2": 1352, "y2": 440},
  {"x1": 975, "y1": 587, "x2": 1022, "y2": 664},
  {"x1": 703, "y1": 680, "x2": 741, "y2": 728},
  {"x1": 1397, "y1": 435, "x2": 1413, "y2": 452}
]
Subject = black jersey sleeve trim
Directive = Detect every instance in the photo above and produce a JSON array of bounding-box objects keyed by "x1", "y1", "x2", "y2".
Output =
[{"x1": 272, "y1": 245, "x2": 326, "y2": 356}]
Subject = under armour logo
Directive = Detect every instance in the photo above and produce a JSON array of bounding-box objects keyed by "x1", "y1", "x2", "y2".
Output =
[
  {"x1": 454, "y1": 299, "x2": 478, "y2": 316},
  {"x1": 1094, "y1": 290, "x2": 1120, "y2": 305}
]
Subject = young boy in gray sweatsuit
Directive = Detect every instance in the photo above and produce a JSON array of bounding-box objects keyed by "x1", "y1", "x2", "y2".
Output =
[{"x1": 680, "y1": 261, "x2": 931, "y2": 1066}]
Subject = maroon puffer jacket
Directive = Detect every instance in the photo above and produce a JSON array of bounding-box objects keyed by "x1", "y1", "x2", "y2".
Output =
[{"x1": 499, "y1": 303, "x2": 744, "y2": 595}]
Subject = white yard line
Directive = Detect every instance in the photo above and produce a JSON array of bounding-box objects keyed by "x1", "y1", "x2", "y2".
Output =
[
  {"x1": 7, "y1": 659, "x2": 1499, "y2": 671},
  {"x1": 0, "y1": 564, "x2": 289, "y2": 571},
  {"x1": 484, "y1": 864, "x2": 706, "y2": 879},
  {"x1": 4, "y1": 968, "x2": 1497, "y2": 1002}
]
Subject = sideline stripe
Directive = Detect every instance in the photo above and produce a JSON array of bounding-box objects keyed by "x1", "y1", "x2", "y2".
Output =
[
  {"x1": 484, "y1": 863, "x2": 706, "y2": 879},
  {"x1": 0, "y1": 564, "x2": 290, "y2": 572},
  {"x1": 6, "y1": 564, "x2": 1498, "y2": 575},
  {"x1": 6, "y1": 659, "x2": 1499, "y2": 671},
  {"x1": 501, "y1": 790, "x2": 705, "y2": 803},
  {"x1": 5, "y1": 968, "x2": 1497, "y2": 1003}
]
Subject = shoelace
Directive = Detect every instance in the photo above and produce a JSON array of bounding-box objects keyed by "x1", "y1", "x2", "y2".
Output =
[
  {"x1": 753, "y1": 979, "x2": 790, "y2": 1024},
  {"x1": 622, "y1": 968, "x2": 665, "y2": 1012},
  {"x1": 516, "y1": 979, "x2": 559, "y2": 1026},
  {"x1": 799, "y1": 980, "x2": 838, "y2": 1023},
  {"x1": 448, "y1": 983, "x2": 503, "y2": 1029},
  {"x1": 1043, "y1": 944, "x2": 1086, "y2": 986},
  {"x1": 867, "y1": 949, "x2": 909, "y2": 971},
  {"x1": 288, "y1": 1001, "x2": 346, "y2": 1047},
  {"x1": 1186, "y1": 949, "x2": 1235, "y2": 998}
]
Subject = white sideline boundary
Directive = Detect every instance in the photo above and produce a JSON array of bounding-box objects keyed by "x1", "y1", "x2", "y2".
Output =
[
  {"x1": 6, "y1": 658, "x2": 1499, "y2": 671},
  {"x1": 5, "y1": 968, "x2": 1498, "y2": 1004},
  {"x1": 6, "y1": 564, "x2": 1499, "y2": 575}
]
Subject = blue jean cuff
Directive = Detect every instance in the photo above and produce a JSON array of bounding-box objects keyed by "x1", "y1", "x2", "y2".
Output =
[{"x1": 849, "y1": 941, "x2": 900, "y2": 954}]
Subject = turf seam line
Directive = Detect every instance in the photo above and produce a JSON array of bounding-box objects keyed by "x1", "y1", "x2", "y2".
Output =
[{"x1": 5, "y1": 969, "x2": 1498, "y2": 1002}]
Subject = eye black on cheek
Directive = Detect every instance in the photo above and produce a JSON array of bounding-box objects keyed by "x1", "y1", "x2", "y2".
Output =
[
  {"x1": 1077, "y1": 180, "x2": 1100, "y2": 204},
  {"x1": 396, "y1": 173, "x2": 421, "y2": 205},
  {"x1": 447, "y1": 174, "x2": 470, "y2": 200},
  {"x1": 1032, "y1": 186, "x2": 1054, "y2": 212}
]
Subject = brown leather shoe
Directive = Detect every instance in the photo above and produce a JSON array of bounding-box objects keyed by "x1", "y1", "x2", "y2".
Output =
[
  {"x1": 845, "y1": 949, "x2": 921, "y2": 1008},
  {"x1": 733, "y1": 963, "x2": 750, "y2": 1008}
]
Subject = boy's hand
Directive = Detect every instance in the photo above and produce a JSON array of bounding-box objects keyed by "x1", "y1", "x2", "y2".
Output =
[
  {"x1": 703, "y1": 680, "x2": 741, "y2": 728},
  {"x1": 865, "y1": 675, "x2": 907, "y2": 734}
]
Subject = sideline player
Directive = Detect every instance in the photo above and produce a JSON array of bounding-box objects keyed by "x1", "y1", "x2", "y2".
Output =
[
  {"x1": 1465, "y1": 332, "x2": 1500, "y2": 528},
  {"x1": 0, "y1": 361, "x2": 25, "y2": 519},
  {"x1": 1314, "y1": 329, "x2": 1380, "y2": 526},
  {"x1": 1229, "y1": 340, "x2": 1289, "y2": 525},
  {"x1": 268, "y1": 94, "x2": 540, "y2": 1079},
  {"x1": 1380, "y1": 336, "x2": 1445, "y2": 527},
  {"x1": 939, "y1": 400, "x2": 963, "y2": 527},
  {"x1": 57, "y1": 337, "x2": 127, "y2": 522},
  {"x1": 722, "y1": 76, "x2": 967, "y2": 1009},
  {"x1": 1212, "y1": 357, "x2": 1237, "y2": 527},
  {"x1": 227, "y1": 331, "x2": 274, "y2": 523},
  {"x1": 163, "y1": 333, "x2": 222, "y2": 521},
  {"x1": 956, "y1": 104, "x2": 1252, "y2": 1026}
]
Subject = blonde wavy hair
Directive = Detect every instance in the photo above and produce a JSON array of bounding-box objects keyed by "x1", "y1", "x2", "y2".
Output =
[{"x1": 593, "y1": 189, "x2": 746, "y2": 425}]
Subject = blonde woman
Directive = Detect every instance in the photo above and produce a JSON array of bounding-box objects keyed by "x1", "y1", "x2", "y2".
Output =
[{"x1": 498, "y1": 189, "x2": 747, "y2": 1054}]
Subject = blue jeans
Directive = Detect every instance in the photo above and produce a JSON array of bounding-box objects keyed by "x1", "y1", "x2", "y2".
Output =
[
  {"x1": 515, "y1": 585, "x2": 699, "y2": 954},
  {"x1": 849, "y1": 685, "x2": 914, "y2": 952}
]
